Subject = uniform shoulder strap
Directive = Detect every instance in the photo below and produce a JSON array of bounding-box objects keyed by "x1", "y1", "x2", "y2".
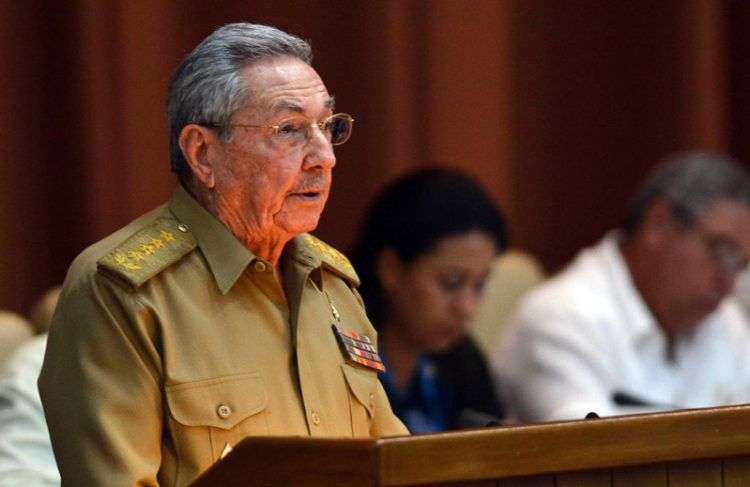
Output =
[
  {"x1": 301, "y1": 234, "x2": 360, "y2": 286},
  {"x1": 97, "y1": 217, "x2": 197, "y2": 287}
]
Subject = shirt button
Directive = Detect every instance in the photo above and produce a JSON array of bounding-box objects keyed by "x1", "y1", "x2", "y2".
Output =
[
  {"x1": 311, "y1": 410, "x2": 321, "y2": 426},
  {"x1": 217, "y1": 404, "x2": 232, "y2": 419},
  {"x1": 369, "y1": 393, "x2": 375, "y2": 410},
  {"x1": 177, "y1": 223, "x2": 189, "y2": 232},
  {"x1": 254, "y1": 261, "x2": 267, "y2": 272}
]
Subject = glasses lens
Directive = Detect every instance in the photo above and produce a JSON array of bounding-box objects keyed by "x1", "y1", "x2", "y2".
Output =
[
  {"x1": 276, "y1": 120, "x2": 307, "y2": 142},
  {"x1": 706, "y1": 237, "x2": 747, "y2": 275},
  {"x1": 716, "y1": 244, "x2": 746, "y2": 274},
  {"x1": 329, "y1": 114, "x2": 353, "y2": 145}
]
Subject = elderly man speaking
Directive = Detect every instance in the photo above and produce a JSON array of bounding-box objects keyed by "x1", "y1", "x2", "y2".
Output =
[{"x1": 39, "y1": 23, "x2": 407, "y2": 486}]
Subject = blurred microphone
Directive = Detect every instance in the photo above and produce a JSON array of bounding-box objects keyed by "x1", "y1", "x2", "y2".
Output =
[
  {"x1": 457, "y1": 409, "x2": 504, "y2": 428},
  {"x1": 612, "y1": 391, "x2": 677, "y2": 410}
]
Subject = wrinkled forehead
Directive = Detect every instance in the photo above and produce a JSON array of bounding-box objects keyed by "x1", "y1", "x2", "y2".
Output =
[{"x1": 239, "y1": 57, "x2": 333, "y2": 118}]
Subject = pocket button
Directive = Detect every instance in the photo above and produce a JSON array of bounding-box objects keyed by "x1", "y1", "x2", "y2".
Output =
[
  {"x1": 217, "y1": 404, "x2": 233, "y2": 419},
  {"x1": 311, "y1": 410, "x2": 321, "y2": 426}
]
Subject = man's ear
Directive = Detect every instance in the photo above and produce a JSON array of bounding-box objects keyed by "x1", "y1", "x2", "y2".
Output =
[
  {"x1": 178, "y1": 124, "x2": 219, "y2": 188},
  {"x1": 375, "y1": 249, "x2": 405, "y2": 294}
]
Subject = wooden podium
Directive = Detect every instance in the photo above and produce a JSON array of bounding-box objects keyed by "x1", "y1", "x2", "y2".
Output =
[{"x1": 191, "y1": 404, "x2": 750, "y2": 486}]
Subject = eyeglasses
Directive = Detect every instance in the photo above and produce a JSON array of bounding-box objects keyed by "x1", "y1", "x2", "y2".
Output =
[
  {"x1": 671, "y1": 204, "x2": 748, "y2": 276},
  {"x1": 693, "y1": 227, "x2": 748, "y2": 276},
  {"x1": 200, "y1": 113, "x2": 354, "y2": 147}
]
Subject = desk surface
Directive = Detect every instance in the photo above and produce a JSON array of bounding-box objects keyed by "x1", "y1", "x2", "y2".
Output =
[{"x1": 193, "y1": 404, "x2": 750, "y2": 486}]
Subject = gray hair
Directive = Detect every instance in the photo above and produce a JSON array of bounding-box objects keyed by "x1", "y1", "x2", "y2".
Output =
[
  {"x1": 166, "y1": 23, "x2": 312, "y2": 182},
  {"x1": 624, "y1": 151, "x2": 750, "y2": 234}
]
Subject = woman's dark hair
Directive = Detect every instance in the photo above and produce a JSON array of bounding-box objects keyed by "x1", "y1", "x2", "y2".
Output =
[{"x1": 351, "y1": 168, "x2": 508, "y2": 329}]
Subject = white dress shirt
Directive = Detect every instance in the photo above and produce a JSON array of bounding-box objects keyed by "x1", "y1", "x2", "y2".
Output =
[
  {"x1": 737, "y1": 270, "x2": 750, "y2": 317},
  {"x1": 492, "y1": 232, "x2": 750, "y2": 423},
  {"x1": 0, "y1": 334, "x2": 59, "y2": 486}
]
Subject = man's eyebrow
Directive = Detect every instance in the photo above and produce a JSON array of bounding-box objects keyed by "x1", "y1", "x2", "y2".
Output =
[
  {"x1": 270, "y1": 100, "x2": 304, "y2": 114},
  {"x1": 269, "y1": 96, "x2": 336, "y2": 115}
]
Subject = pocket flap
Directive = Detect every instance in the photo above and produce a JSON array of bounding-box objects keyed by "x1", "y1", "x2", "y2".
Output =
[
  {"x1": 166, "y1": 372, "x2": 267, "y2": 430},
  {"x1": 341, "y1": 364, "x2": 376, "y2": 417}
]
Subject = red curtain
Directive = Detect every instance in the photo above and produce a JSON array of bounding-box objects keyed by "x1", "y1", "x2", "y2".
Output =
[{"x1": 0, "y1": 0, "x2": 743, "y2": 312}]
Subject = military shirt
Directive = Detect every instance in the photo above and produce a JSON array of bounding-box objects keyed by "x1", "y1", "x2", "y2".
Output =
[{"x1": 39, "y1": 186, "x2": 407, "y2": 487}]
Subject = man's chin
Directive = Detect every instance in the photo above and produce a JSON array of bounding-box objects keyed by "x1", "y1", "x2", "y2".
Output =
[
  {"x1": 675, "y1": 300, "x2": 723, "y2": 335},
  {"x1": 276, "y1": 212, "x2": 323, "y2": 237},
  {"x1": 700, "y1": 293, "x2": 725, "y2": 315}
]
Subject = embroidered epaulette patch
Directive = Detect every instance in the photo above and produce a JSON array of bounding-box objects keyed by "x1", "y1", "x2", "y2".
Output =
[
  {"x1": 302, "y1": 234, "x2": 359, "y2": 285},
  {"x1": 97, "y1": 217, "x2": 197, "y2": 287}
]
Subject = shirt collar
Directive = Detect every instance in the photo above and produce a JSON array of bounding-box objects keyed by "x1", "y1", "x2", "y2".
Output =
[{"x1": 168, "y1": 185, "x2": 254, "y2": 294}]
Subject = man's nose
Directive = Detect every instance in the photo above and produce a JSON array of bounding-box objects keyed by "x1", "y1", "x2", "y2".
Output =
[{"x1": 303, "y1": 126, "x2": 336, "y2": 170}]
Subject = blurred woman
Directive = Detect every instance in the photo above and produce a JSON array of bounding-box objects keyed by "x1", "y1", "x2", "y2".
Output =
[{"x1": 351, "y1": 168, "x2": 507, "y2": 433}]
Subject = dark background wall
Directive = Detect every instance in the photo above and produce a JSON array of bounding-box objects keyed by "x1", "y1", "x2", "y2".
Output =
[{"x1": 1, "y1": 1, "x2": 748, "y2": 313}]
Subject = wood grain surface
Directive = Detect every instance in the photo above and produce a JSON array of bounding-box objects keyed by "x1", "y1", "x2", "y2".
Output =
[{"x1": 191, "y1": 404, "x2": 750, "y2": 486}]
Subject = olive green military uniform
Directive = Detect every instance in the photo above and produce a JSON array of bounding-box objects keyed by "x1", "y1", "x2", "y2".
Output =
[{"x1": 39, "y1": 186, "x2": 407, "y2": 487}]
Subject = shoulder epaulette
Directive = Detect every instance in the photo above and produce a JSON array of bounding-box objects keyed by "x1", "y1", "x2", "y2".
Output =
[
  {"x1": 301, "y1": 234, "x2": 360, "y2": 286},
  {"x1": 97, "y1": 217, "x2": 197, "y2": 287}
]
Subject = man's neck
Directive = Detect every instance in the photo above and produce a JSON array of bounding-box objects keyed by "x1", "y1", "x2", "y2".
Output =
[
  {"x1": 192, "y1": 185, "x2": 292, "y2": 266},
  {"x1": 621, "y1": 236, "x2": 685, "y2": 343},
  {"x1": 241, "y1": 233, "x2": 290, "y2": 266}
]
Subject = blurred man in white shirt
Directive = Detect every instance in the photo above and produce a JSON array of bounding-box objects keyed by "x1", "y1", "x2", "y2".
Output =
[
  {"x1": 0, "y1": 334, "x2": 59, "y2": 486},
  {"x1": 493, "y1": 152, "x2": 750, "y2": 422}
]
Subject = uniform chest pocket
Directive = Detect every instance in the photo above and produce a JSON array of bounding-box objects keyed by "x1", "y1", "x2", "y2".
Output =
[
  {"x1": 166, "y1": 372, "x2": 269, "y2": 463},
  {"x1": 341, "y1": 364, "x2": 377, "y2": 437}
]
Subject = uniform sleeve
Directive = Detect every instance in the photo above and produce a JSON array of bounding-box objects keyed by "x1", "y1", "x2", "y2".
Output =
[
  {"x1": 39, "y1": 270, "x2": 164, "y2": 487},
  {"x1": 0, "y1": 335, "x2": 60, "y2": 486},
  {"x1": 491, "y1": 301, "x2": 620, "y2": 423}
]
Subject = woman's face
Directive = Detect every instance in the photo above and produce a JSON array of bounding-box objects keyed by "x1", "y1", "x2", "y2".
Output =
[{"x1": 381, "y1": 231, "x2": 498, "y2": 353}]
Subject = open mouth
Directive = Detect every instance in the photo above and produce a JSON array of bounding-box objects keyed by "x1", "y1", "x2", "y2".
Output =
[{"x1": 290, "y1": 190, "x2": 322, "y2": 201}]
